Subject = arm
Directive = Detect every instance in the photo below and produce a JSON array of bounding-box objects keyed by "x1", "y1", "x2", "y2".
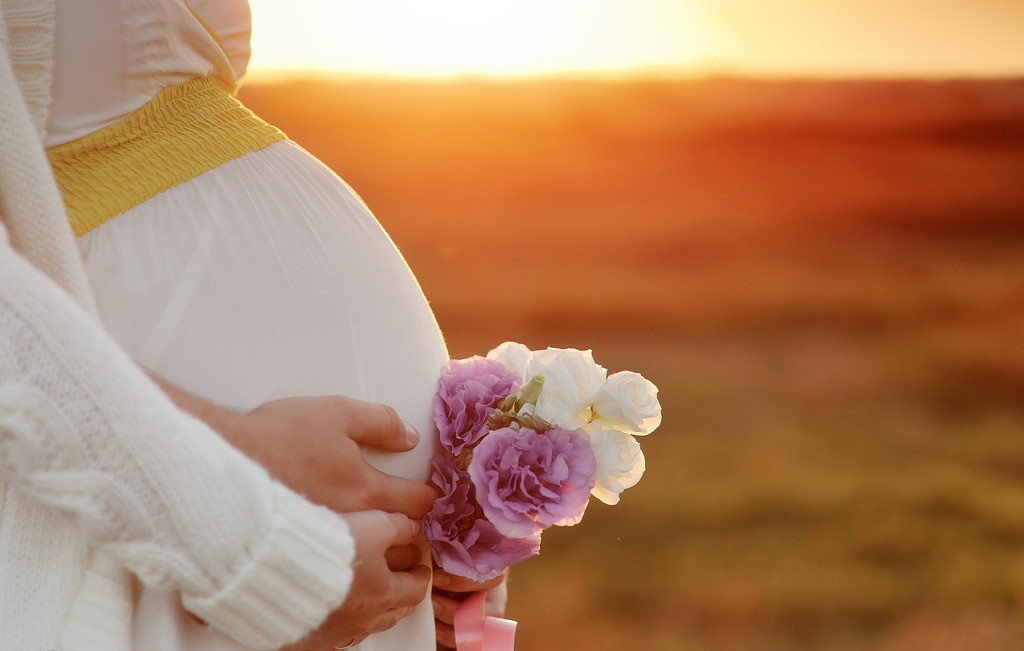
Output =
[{"x1": 0, "y1": 232, "x2": 426, "y2": 649}]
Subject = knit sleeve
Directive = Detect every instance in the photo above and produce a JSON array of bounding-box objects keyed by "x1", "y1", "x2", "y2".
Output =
[{"x1": 0, "y1": 231, "x2": 354, "y2": 649}]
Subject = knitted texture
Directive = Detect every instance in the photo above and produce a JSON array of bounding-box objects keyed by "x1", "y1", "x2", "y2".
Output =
[
  {"x1": 184, "y1": 488, "x2": 357, "y2": 648},
  {"x1": 0, "y1": 244, "x2": 355, "y2": 648},
  {"x1": 0, "y1": 0, "x2": 94, "y2": 310},
  {"x1": 2, "y1": 0, "x2": 52, "y2": 136}
]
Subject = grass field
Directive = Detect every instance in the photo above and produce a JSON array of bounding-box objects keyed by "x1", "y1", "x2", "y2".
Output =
[{"x1": 240, "y1": 76, "x2": 1024, "y2": 651}]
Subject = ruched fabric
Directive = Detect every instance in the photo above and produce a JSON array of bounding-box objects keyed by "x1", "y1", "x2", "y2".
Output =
[{"x1": 48, "y1": 76, "x2": 285, "y2": 236}]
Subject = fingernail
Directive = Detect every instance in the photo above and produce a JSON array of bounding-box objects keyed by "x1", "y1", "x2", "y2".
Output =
[
  {"x1": 433, "y1": 572, "x2": 451, "y2": 587},
  {"x1": 432, "y1": 596, "x2": 443, "y2": 612},
  {"x1": 405, "y1": 422, "x2": 419, "y2": 446}
]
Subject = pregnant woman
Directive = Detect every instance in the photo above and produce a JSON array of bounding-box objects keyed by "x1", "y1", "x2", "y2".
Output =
[{"x1": 42, "y1": 0, "x2": 493, "y2": 648}]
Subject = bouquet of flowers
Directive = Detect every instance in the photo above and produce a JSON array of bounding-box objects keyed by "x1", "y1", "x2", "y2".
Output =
[{"x1": 424, "y1": 342, "x2": 662, "y2": 582}]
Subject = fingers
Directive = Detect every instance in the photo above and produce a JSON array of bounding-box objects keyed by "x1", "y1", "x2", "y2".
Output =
[
  {"x1": 431, "y1": 589, "x2": 471, "y2": 650},
  {"x1": 345, "y1": 511, "x2": 420, "y2": 560},
  {"x1": 334, "y1": 512, "x2": 430, "y2": 638},
  {"x1": 341, "y1": 400, "x2": 419, "y2": 452},
  {"x1": 385, "y1": 543, "x2": 423, "y2": 571},
  {"x1": 389, "y1": 562, "x2": 432, "y2": 609},
  {"x1": 286, "y1": 512, "x2": 429, "y2": 650},
  {"x1": 432, "y1": 569, "x2": 510, "y2": 649},
  {"x1": 432, "y1": 568, "x2": 505, "y2": 594},
  {"x1": 366, "y1": 469, "x2": 439, "y2": 519},
  {"x1": 431, "y1": 591, "x2": 461, "y2": 626},
  {"x1": 335, "y1": 399, "x2": 436, "y2": 517},
  {"x1": 484, "y1": 575, "x2": 508, "y2": 617},
  {"x1": 436, "y1": 624, "x2": 456, "y2": 650},
  {"x1": 379, "y1": 511, "x2": 422, "y2": 546},
  {"x1": 433, "y1": 592, "x2": 459, "y2": 648}
]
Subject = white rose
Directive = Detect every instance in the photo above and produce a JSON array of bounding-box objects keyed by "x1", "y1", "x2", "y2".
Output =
[
  {"x1": 486, "y1": 341, "x2": 534, "y2": 380},
  {"x1": 587, "y1": 423, "x2": 645, "y2": 505},
  {"x1": 592, "y1": 371, "x2": 662, "y2": 436},
  {"x1": 525, "y1": 347, "x2": 607, "y2": 429}
]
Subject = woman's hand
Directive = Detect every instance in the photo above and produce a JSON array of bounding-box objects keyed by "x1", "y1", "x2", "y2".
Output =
[
  {"x1": 150, "y1": 374, "x2": 437, "y2": 519},
  {"x1": 224, "y1": 395, "x2": 438, "y2": 518},
  {"x1": 431, "y1": 569, "x2": 509, "y2": 650},
  {"x1": 282, "y1": 511, "x2": 432, "y2": 651}
]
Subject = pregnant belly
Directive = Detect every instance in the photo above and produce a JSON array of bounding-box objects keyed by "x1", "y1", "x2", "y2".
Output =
[
  {"x1": 78, "y1": 141, "x2": 448, "y2": 482},
  {"x1": 83, "y1": 135, "x2": 444, "y2": 651}
]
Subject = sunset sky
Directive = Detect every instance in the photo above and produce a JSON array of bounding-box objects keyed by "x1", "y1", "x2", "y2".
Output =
[{"x1": 246, "y1": 0, "x2": 1024, "y2": 78}]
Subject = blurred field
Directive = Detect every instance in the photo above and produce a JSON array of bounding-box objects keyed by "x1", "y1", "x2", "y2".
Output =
[{"x1": 239, "y1": 76, "x2": 1024, "y2": 651}]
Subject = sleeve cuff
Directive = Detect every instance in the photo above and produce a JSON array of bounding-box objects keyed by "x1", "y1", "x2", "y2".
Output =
[{"x1": 182, "y1": 485, "x2": 356, "y2": 650}]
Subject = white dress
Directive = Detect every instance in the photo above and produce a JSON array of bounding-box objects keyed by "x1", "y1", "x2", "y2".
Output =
[{"x1": 47, "y1": 1, "x2": 446, "y2": 650}]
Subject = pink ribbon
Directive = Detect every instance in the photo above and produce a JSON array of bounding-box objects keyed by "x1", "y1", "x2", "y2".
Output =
[{"x1": 453, "y1": 591, "x2": 517, "y2": 651}]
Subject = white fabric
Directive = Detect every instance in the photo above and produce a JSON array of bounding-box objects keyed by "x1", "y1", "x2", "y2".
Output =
[
  {"x1": 80, "y1": 139, "x2": 448, "y2": 651},
  {"x1": 46, "y1": 0, "x2": 246, "y2": 147}
]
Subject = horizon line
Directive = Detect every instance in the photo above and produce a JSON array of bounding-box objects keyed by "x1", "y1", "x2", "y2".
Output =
[{"x1": 244, "y1": 64, "x2": 1024, "y2": 85}]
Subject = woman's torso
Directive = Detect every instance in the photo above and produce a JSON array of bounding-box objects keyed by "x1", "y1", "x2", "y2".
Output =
[{"x1": 50, "y1": 1, "x2": 446, "y2": 650}]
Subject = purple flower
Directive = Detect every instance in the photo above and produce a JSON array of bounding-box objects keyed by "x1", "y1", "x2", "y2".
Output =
[
  {"x1": 424, "y1": 456, "x2": 540, "y2": 582},
  {"x1": 468, "y1": 426, "x2": 597, "y2": 539},
  {"x1": 433, "y1": 357, "x2": 521, "y2": 456}
]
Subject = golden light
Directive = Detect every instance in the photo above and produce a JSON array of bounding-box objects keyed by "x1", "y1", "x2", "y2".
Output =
[
  {"x1": 247, "y1": 0, "x2": 704, "y2": 77},
  {"x1": 246, "y1": 0, "x2": 1024, "y2": 79}
]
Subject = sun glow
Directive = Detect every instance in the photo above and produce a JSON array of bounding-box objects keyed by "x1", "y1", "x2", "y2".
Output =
[
  {"x1": 246, "y1": 0, "x2": 1024, "y2": 79},
  {"x1": 247, "y1": 0, "x2": 703, "y2": 77}
]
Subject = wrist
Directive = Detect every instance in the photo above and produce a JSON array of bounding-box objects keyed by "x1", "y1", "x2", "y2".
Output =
[
  {"x1": 145, "y1": 369, "x2": 247, "y2": 443},
  {"x1": 182, "y1": 485, "x2": 356, "y2": 649}
]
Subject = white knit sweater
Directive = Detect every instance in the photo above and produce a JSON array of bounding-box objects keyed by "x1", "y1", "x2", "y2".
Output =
[{"x1": 0, "y1": 1, "x2": 356, "y2": 649}]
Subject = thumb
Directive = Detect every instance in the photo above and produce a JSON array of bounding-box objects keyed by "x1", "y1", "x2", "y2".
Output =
[
  {"x1": 342, "y1": 400, "x2": 420, "y2": 452},
  {"x1": 365, "y1": 468, "x2": 439, "y2": 519},
  {"x1": 349, "y1": 511, "x2": 422, "y2": 550}
]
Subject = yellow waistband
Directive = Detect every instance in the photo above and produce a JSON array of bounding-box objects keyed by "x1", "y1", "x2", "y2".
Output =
[{"x1": 47, "y1": 77, "x2": 286, "y2": 237}]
